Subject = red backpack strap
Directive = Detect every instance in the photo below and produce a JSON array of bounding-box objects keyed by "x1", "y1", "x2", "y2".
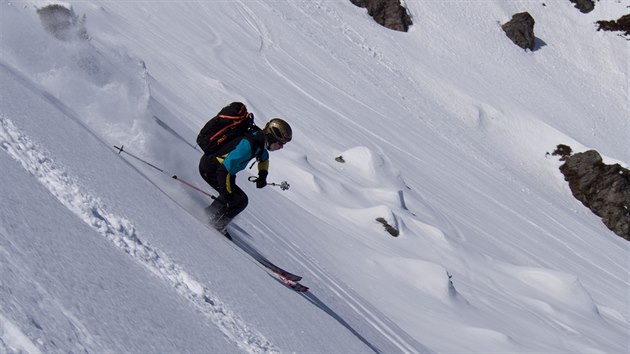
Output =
[
  {"x1": 210, "y1": 120, "x2": 241, "y2": 141},
  {"x1": 217, "y1": 103, "x2": 248, "y2": 120}
]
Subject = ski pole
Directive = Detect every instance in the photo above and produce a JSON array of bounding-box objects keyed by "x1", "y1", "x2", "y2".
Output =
[
  {"x1": 248, "y1": 176, "x2": 290, "y2": 191},
  {"x1": 113, "y1": 145, "x2": 218, "y2": 200}
]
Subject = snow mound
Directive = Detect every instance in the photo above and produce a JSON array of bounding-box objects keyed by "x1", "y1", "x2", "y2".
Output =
[
  {"x1": 515, "y1": 268, "x2": 599, "y2": 315},
  {"x1": 336, "y1": 146, "x2": 403, "y2": 188},
  {"x1": 379, "y1": 257, "x2": 465, "y2": 306}
]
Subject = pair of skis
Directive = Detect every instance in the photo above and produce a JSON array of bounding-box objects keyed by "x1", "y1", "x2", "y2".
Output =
[
  {"x1": 222, "y1": 229, "x2": 309, "y2": 293},
  {"x1": 258, "y1": 258, "x2": 309, "y2": 293}
]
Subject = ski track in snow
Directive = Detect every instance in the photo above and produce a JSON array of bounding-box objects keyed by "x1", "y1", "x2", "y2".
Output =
[
  {"x1": 245, "y1": 213, "x2": 421, "y2": 354},
  {"x1": 0, "y1": 312, "x2": 42, "y2": 354},
  {"x1": 0, "y1": 116, "x2": 278, "y2": 354}
]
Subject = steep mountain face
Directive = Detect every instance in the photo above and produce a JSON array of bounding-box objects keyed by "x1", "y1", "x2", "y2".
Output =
[{"x1": 1, "y1": 0, "x2": 628, "y2": 353}]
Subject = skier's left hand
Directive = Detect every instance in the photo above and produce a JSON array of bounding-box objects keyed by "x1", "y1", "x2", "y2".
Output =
[{"x1": 256, "y1": 171, "x2": 268, "y2": 188}]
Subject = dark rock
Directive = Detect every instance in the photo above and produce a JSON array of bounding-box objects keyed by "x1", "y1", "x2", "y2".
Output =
[
  {"x1": 502, "y1": 12, "x2": 536, "y2": 50},
  {"x1": 569, "y1": 0, "x2": 595, "y2": 14},
  {"x1": 37, "y1": 4, "x2": 88, "y2": 41},
  {"x1": 596, "y1": 14, "x2": 630, "y2": 38},
  {"x1": 349, "y1": 0, "x2": 412, "y2": 32},
  {"x1": 376, "y1": 217, "x2": 399, "y2": 237},
  {"x1": 351, "y1": 0, "x2": 368, "y2": 6},
  {"x1": 558, "y1": 147, "x2": 630, "y2": 240},
  {"x1": 552, "y1": 144, "x2": 573, "y2": 161}
]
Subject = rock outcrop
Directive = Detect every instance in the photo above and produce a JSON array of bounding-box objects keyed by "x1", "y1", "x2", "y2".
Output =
[
  {"x1": 569, "y1": 0, "x2": 595, "y2": 14},
  {"x1": 553, "y1": 145, "x2": 630, "y2": 240},
  {"x1": 502, "y1": 12, "x2": 536, "y2": 50},
  {"x1": 596, "y1": 14, "x2": 630, "y2": 38},
  {"x1": 37, "y1": 4, "x2": 88, "y2": 41},
  {"x1": 349, "y1": 0, "x2": 412, "y2": 32}
]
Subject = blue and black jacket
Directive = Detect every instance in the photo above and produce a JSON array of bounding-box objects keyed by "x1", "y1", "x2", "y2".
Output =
[{"x1": 213, "y1": 130, "x2": 268, "y2": 194}]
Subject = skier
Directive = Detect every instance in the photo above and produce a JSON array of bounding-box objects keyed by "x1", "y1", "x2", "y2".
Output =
[{"x1": 199, "y1": 118, "x2": 292, "y2": 238}]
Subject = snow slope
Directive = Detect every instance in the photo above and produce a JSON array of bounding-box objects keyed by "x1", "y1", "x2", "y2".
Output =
[{"x1": 1, "y1": 0, "x2": 628, "y2": 353}]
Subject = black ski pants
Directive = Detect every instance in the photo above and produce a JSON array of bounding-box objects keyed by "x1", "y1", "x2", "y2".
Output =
[{"x1": 199, "y1": 154, "x2": 249, "y2": 225}]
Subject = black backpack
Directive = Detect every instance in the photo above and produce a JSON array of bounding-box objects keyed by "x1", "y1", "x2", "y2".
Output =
[{"x1": 196, "y1": 102, "x2": 260, "y2": 156}]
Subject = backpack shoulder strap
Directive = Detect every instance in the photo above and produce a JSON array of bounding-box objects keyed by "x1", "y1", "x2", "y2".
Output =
[
  {"x1": 244, "y1": 129, "x2": 265, "y2": 159},
  {"x1": 218, "y1": 102, "x2": 248, "y2": 119}
]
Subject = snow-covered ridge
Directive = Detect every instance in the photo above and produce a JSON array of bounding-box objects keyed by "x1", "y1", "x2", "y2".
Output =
[
  {"x1": 0, "y1": 0, "x2": 628, "y2": 352},
  {"x1": 0, "y1": 116, "x2": 278, "y2": 354}
]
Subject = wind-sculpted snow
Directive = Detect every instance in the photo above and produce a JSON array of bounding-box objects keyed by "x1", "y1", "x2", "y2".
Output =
[
  {"x1": 0, "y1": 116, "x2": 278, "y2": 354},
  {"x1": 1, "y1": 0, "x2": 628, "y2": 352},
  {"x1": 0, "y1": 312, "x2": 42, "y2": 354}
]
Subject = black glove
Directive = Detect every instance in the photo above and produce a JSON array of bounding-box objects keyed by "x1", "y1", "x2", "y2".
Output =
[{"x1": 256, "y1": 171, "x2": 268, "y2": 189}]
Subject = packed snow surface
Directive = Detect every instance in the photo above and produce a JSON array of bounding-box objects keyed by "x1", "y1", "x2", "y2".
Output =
[{"x1": 1, "y1": 0, "x2": 628, "y2": 353}]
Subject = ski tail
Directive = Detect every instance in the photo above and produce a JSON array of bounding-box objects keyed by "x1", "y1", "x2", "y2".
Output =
[
  {"x1": 280, "y1": 275, "x2": 309, "y2": 292},
  {"x1": 256, "y1": 257, "x2": 302, "y2": 281}
]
